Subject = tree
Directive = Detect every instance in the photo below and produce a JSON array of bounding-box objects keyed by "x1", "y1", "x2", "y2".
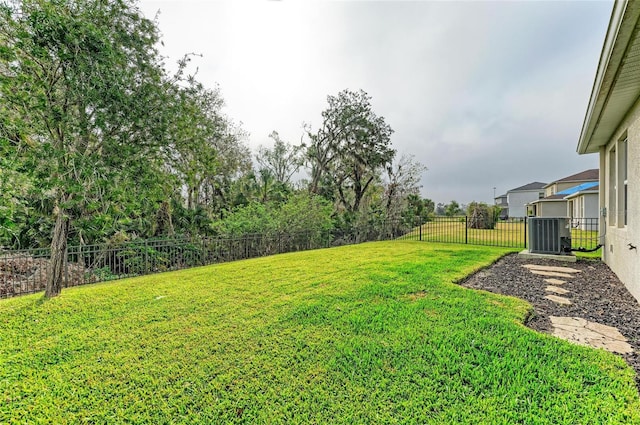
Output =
[
  {"x1": 0, "y1": 142, "x2": 34, "y2": 247},
  {"x1": 256, "y1": 131, "x2": 304, "y2": 186},
  {"x1": 444, "y1": 201, "x2": 463, "y2": 217},
  {"x1": 164, "y1": 67, "x2": 250, "y2": 216},
  {"x1": 1, "y1": 0, "x2": 171, "y2": 297},
  {"x1": 306, "y1": 89, "x2": 396, "y2": 214},
  {"x1": 402, "y1": 194, "x2": 435, "y2": 225},
  {"x1": 237, "y1": 169, "x2": 289, "y2": 205},
  {"x1": 383, "y1": 154, "x2": 427, "y2": 221}
]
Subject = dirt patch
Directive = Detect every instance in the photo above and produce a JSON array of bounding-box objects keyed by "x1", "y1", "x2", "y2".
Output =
[
  {"x1": 0, "y1": 254, "x2": 89, "y2": 298},
  {"x1": 460, "y1": 253, "x2": 640, "y2": 389},
  {"x1": 404, "y1": 290, "x2": 427, "y2": 301}
]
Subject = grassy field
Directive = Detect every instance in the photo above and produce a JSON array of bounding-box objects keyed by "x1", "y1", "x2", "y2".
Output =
[{"x1": 1, "y1": 242, "x2": 637, "y2": 424}]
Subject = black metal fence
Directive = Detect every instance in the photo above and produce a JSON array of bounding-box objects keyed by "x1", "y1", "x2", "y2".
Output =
[
  {"x1": 400, "y1": 216, "x2": 601, "y2": 251},
  {"x1": 0, "y1": 217, "x2": 600, "y2": 299},
  {"x1": 0, "y1": 221, "x2": 412, "y2": 298}
]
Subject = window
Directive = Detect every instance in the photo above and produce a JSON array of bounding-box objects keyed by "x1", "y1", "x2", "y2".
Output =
[
  {"x1": 609, "y1": 146, "x2": 616, "y2": 226},
  {"x1": 568, "y1": 200, "x2": 574, "y2": 218},
  {"x1": 620, "y1": 138, "x2": 628, "y2": 226},
  {"x1": 610, "y1": 136, "x2": 628, "y2": 227}
]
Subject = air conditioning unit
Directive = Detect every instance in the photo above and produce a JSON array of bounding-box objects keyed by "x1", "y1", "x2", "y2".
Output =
[{"x1": 528, "y1": 217, "x2": 572, "y2": 255}]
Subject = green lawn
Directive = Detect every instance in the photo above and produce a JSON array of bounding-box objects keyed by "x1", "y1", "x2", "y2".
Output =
[{"x1": 1, "y1": 242, "x2": 638, "y2": 424}]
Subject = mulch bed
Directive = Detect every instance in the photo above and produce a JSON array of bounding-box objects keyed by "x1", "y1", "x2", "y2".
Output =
[{"x1": 459, "y1": 253, "x2": 640, "y2": 389}]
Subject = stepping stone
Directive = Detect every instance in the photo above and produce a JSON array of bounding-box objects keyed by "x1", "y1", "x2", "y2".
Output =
[
  {"x1": 550, "y1": 316, "x2": 586, "y2": 327},
  {"x1": 530, "y1": 270, "x2": 575, "y2": 279},
  {"x1": 549, "y1": 316, "x2": 634, "y2": 354},
  {"x1": 523, "y1": 264, "x2": 581, "y2": 273},
  {"x1": 598, "y1": 340, "x2": 634, "y2": 354},
  {"x1": 546, "y1": 285, "x2": 569, "y2": 295},
  {"x1": 544, "y1": 278, "x2": 567, "y2": 285},
  {"x1": 545, "y1": 294, "x2": 572, "y2": 305},
  {"x1": 585, "y1": 321, "x2": 628, "y2": 341},
  {"x1": 552, "y1": 326, "x2": 605, "y2": 344}
]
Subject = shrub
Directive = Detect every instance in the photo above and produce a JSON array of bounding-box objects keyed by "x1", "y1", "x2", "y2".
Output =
[{"x1": 467, "y1": 201, "x2": 499, "y2": 229}]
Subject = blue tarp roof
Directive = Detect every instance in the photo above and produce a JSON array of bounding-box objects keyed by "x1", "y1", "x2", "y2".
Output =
[{"x1": 556, "y1": 181, "x2": 599, "y2": 195}]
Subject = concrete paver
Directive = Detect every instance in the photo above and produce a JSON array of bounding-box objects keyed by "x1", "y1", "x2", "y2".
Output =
[
  {"x1": 546, "y1": 285, "x2": 569, "y2": 295},
  {"x1": 522, "y1": 264, "x2": 581, "y2": 273},
  {"x1": 543, "y1": 278, "x2": 566, "y2": 285},
  {"x1": 545, "y1": 294, "x2": 572, "y2": 305},
  {"x1": 530, "y1": 270, "x2": 575, "y2": 279}
]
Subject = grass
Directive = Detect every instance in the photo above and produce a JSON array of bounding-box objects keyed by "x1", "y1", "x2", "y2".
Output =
[{"x1": 1, "y1": 241, "x2": 638, "y2": 424}]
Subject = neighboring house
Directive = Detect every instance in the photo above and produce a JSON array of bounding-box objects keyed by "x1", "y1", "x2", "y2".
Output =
[
  {"x1": 566, "y1": 184, "x2": 600, "y2": 231},
  {"x1": 506, "y1": 182, "x2": 546, "y2": 217},
  {"x1": 528, "y1": 171, "x2": 599, "y2": 218},
  {"x1": 528, "y1": 195, "x2": 567, "y2": 218},
  {"x1": 494, "y1": 193, "x2": 508, "y2": 219},
  {"x1": 577, "y1": 0, "x2": 639, "y2": 302},
  {"x1": 543, "y1": 169, "x2": 599, "y2": 197}
]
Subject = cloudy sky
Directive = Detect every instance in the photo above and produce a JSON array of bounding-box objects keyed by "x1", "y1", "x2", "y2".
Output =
[{"x1": 139, "y1": 0, "x2": 610, "y2": 205}]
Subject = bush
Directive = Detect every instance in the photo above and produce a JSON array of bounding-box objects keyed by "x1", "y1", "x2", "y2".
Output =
[
  {"x1": 467, "y1": 202, "x2": 500, "y2": 229},
  {"x1": 212, "y1": 193, "x2": 334, "y2": 239}
]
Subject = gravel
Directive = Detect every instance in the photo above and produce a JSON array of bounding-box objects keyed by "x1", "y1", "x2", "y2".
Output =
[{"x1": 459, "y1": 253, "x2": 640, "y2": 389}]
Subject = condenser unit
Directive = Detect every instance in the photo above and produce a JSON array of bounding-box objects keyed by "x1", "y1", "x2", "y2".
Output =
[{"x1": 528, "y1": 217, "x2": 572, "y2": 255}]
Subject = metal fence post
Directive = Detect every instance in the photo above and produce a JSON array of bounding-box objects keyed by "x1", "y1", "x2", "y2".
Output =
[
  {"x1": 524, "y1": 216, "x2": 527, "y2": 249},
  {"x1": 465, "y1": 216, "x2": 468, "y2": 244},
  {"x1": 144, "y1": 239, "x2": 149, "y2": 274},
  {"x1": 418, "y1": 216, "x2": 422, "y2": 241},
  {"x1": 64, "y1": 246, "x2": 69, "y2": 288}
]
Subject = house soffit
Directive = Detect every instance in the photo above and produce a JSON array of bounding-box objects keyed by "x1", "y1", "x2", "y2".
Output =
[{"x1": 578, "y1": 1, "x2": 640, "y2": 154}]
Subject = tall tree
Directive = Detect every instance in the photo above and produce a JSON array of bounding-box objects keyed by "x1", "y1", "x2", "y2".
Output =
[
  {"x1": 306, "y1": 89, "x2": 396, "y2": 214},
  {"x1": 167, "y1": 76, "x2": 222, "y2": 211},
  {"x1": 163, "y1": 61, "x2": 251, "y2": 219},
  {"x1": 384, "y1": 154, "x2": 427, "y2": 220},
  {"x1": 0, "y1": 0, "x2": 170, "y2": 297},
  {"x1": 256, "y1": 131, "x2": 304, "y2": 186}
]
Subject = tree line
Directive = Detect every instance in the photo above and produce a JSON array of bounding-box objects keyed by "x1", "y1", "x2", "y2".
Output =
[{"x1": 0, "y1": 0, "x2": 434, "y2": 297}]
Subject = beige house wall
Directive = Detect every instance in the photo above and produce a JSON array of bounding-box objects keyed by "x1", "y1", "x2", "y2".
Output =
[
  {"x1": 546, "y1": 182, "x2": 577, "y2": 197},
  {"x1": 567, "y1": 193, "x2": 599, "y2": 219},
  {"x1": 535, "y1": 201, "x2": 567, "y2": 217},
  {"x1": 600, "y1": 96, "x2": 640, "y2": 302}
]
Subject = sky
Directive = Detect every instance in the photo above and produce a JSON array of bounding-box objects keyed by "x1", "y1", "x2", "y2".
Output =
[{"x1": 139, "y1": 0, "x2": 611, "y2": 205}]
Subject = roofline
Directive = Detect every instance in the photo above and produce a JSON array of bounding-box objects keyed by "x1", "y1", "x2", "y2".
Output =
[
  {"x1": 506, "y1": 188, "x2": 545, "y2": 193},
  {"x1": 543, "y1": 178, "x2": 599, "y2": 189},
  {"x1": 564, "y1": 189, "x2": 599, "y2": 200},
  {"x1": 529, "y1": 198, "x2": 567, "y2": 204},
  {"x1": 577, "y1": 0, "x2": 640, "y2": 154}
]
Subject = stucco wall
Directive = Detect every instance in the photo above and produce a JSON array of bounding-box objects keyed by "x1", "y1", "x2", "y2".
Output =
[
  {"x1": 536, "y1": 201, "x2": 567, "y2": 217},
  {"x1": 584, "y1": 193, "x2": 600, "y2": 219},
  {"x1": 601, "y1": 96, "x2": 640, "y2": 303},
  {"x1": 568, "y1": 193, "x2": 599, "y2": 218},
  {"x1": 507, "y1": 190, "x2": 543, "y2": 217}
]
